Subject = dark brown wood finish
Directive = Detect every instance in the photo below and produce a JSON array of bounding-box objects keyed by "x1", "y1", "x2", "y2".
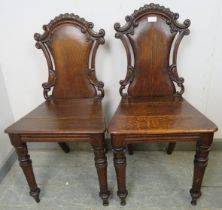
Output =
[
  {"x1": 109, "y1": 3, "x2": 217, "y2": 206},
  {"x1": 5, "y1": 14, "x2": 109, "y2": 206}
]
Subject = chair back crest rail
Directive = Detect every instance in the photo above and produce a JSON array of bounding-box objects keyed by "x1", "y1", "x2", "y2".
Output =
[
  {"x1": 114, "y1": 3, "x2": 191, "y2": 98},
  {"x1": 34, "y1": 13, "x2": 105, "y2": 100}
]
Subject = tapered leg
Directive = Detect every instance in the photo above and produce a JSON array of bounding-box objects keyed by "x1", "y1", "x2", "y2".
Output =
[
  {"x1": 91, "y1": 134, "x2": 110, "y2": 206},
  {"x1": 58, "y1": 142, "x2": 70, "y2": 153},
  {"x1": 190, "y1": 133, "x2": 214, "y2": 205},
  {"x1": 127, "y1": 144, "x2": 134, "y2": 155},
  {"x1": 166, "y1": 142, "x2": 176, "y2": 155},
  {"x1": 9, "y1": 134, "x2": 40, "y2": 202},
  {"x1": 111, "y1": 135, "x2": 128, "y2": 206}
]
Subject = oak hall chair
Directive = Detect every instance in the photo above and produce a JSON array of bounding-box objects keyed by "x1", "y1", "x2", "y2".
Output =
[
  {"x1": 108, "y1": 3, "x2": 218, "y2": 206},
  {"x1": 5, "y1": 14, "x2": 110, "y2": 206}
]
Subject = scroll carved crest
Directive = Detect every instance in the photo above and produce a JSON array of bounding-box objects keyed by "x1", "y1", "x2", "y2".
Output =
[
  {"x1": 34, "y1": 13, "x2": 105, "y2": 99},
  {"x1": 114, "y1": 3, "x2": 191, "y2": 97}
]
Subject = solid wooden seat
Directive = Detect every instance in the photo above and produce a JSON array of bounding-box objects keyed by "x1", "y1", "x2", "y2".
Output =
[
  {"x1": 109, "y1": 97, "x2": 217, "y2": 135},
  {"x1": 5, "y1": 14, "x2": 109, "y2": 205},
  {"x1": 109, "y1": 3, "x2": 217, "y2": 206},
  {"x1": 6, "y1": 98, "x2": 105, "y2": 135}
]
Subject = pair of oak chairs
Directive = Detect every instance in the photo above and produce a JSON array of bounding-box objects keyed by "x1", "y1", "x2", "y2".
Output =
[{"x1": 5, "y1": 3, "x2": 217, "y2": 207}]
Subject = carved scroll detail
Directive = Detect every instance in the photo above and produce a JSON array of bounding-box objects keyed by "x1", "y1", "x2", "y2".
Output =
[
  {"x1": 114, "y1": 3, "x2": 191, "y2": 35},
  {"x1": 169, "y1": 29, "x2": 190, "y2": 96},
  {"x1": 88, "y1": 69, "x2": 104, "y2": 99},
  {"x1": 168, "y1": 64, "x2": 185, "y2": 96},
  {"x1": 35, "y1": 38, "x2": 55, "y2": 100},
  {"x1": 115, "y1": 32, "x2": 135, "y2": 97},
  {"x1": 119, "y1": 66, "x2": 135, "y2": 97},
  {"x1": 34, "y1": 13, "x2": 105, "y2": 99}
]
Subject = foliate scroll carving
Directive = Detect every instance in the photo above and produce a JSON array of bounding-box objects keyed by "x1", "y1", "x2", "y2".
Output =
[
  {"x1": 34, "y1": 13, "x2": 104, "y2": 43},
  {"x1": 168, "y1": 64, "x2": 184, "y2": 96},
  {"x1": 169, "y1": 29, "x2": 190, "y2": 97},
  {"x1": 88, "y1": 30, "x2": 105, "y2": 99},
  {"x1": 114, "y1": 3, "x2": 191, "y2": 35},
  {"x1": 34, "y1": 37, "x2": 55, "y2": 100},
  {"x1": 34, "y1": 13, "x2": 105, "y2": 99},
  {"x1": 119, "y1": 66, "x2": 135, "y2": 97},
  {"x1": 88, "y1": 68, "x2": 104, "y2": 99},
  {"x1": 115, "y1": 31, "x2": 135, "y2": 97},
  {"x1": 114, "y1": 16, "x2": 138, "y2": 36}
]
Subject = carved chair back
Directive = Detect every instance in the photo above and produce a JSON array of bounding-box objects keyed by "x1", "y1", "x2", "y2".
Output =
[
  {"x1": 34, "y1": 14, "x2": 105, "y2": 100},
  {"x1": 114, "y1": 4, "x2": 191, "y2": 97}
]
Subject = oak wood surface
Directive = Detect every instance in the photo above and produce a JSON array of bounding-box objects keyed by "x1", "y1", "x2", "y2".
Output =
[
  {"x1": 128, "y1": 17, "x2": 175, "y2": 97},
  {"x1": 5, "y1": 13, "x2": 109, "y2": 205},
  {"x1": 6, "y1": 98, "x2": 105, "y2": 134},
  {"x1": 110, "y1": 3, "x2": 217, "y2": 206},
  {"x1": 108, "y1": 97, "x2": 217, "y2": 134}
]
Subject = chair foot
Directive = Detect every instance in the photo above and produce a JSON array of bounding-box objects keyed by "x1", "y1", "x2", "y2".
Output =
[
  {"x1": 30, "y1": 187, "x2": 41, "y2": 203},
  {"x1": 166, "y1": 142, "x2": 176, "y2": 155},
  {"x1": 190, "y1": 189, "x2": 201, "y2": 206},
  {"x1": 118, "y1": 191, "x2": 128, "y2": 206},
  {"x1": 58, "y1": 142, "x2": 70, "y2": 153},
  {"x1": 100, "y1": 191, "x2": 110, "y2": 206}
]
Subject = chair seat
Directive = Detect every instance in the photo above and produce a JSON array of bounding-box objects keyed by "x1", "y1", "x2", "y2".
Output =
[
  {"x1": 5, "y1": 98, "x2": 105, "y2": 134},
  {"x1": 108, "y1": 97, "x2": 217, "y2": 135}
]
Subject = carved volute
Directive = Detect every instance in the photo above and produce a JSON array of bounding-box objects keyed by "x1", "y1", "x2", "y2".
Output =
[
  {"x1": 114, "y1": 3, "x2": 190, "y2": 97},
  {"x1": 34, "y1": 14, "x2": 105, "y2": 100}
]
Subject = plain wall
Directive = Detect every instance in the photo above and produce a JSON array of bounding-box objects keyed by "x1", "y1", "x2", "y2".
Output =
[
  {"x1": 0, "y1": 66, "x2": 14, "y2": 167},
  {"x1": 0, "y1": 0, "x2": 221, "y2": 141}
]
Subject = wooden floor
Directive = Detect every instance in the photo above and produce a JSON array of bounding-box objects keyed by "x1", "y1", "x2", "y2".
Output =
[{"x1": 0, "y1": 149, "x2": 221, "y2": 210}]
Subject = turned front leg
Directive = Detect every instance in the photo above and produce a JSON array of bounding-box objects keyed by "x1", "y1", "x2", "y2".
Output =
[
  {"x1": 111, "y1": 134, "x2": 128, "y2": 206},
  {"x1": 190, "y1": 133, "x2": 214, "y2": 205},
  {"x1": 91, "y1": 134, "x2": 110, "y2": 206},
  {"x1": 9, "y1": 134, "x2": 40, "y2": 202},
  {"x1": 113, "y1": 146, "x2": 128, "y2": 205}
]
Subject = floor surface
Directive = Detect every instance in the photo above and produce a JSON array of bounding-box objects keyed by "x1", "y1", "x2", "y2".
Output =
[{"x1": 0, "y1": 150, "x2": 222, "y2": 210}]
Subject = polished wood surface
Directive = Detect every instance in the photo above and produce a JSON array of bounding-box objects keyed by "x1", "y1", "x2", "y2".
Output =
[
  {"x1": 6, "y1": 98, "x2": 105, "y2": 134},
  {"x1": 110, "y1": 3, "x2": 217, "y2": 206},
  {"x1": 128, "y1": 17, "x2": 175, "y2": 97},
  {"x1": 5, "y1": 14, "x2": 109, "y2": 205},
  {"x1": 109, "y1": 97, "x2": 217, "y2": 134},
  {"x1": 49, "y1": 26, "x2": 96, "y2": 98}
]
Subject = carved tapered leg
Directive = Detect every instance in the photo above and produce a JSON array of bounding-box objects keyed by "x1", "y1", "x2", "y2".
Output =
[
  {"x1": 91, "y1": 134, "x2": 110, "y2": 206},
  {"x1": 58, "y1": 142, "x2": 70, "y2": 153},
  {"x1": 166, "y1": 142, "x2": 176, "y2": 155},
  {"x1": 127, "y1": 144, "x2": 134, "y2": 155},
  {"x1": 190, "y1": 133, "x2": 214, "y2": 205},
  {"x1": 9, "y1": 134, "x2": 40, "y2": 202},
  {"x1": 111, "y1": 135, "x2": 128, "y2": 206}
]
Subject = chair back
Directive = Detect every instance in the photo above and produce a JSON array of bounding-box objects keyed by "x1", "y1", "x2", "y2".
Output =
[
  {"x1": 114, "y1": 4, "x2": 190, "y2": 97},
  {"x1": 35, "y1": 14, "x2": 105, "y2": 99}
]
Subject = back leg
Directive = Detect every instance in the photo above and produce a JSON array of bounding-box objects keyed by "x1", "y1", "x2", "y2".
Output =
[
  {"x1": 127, "y1": 144, "x2": 134, "y2": 155},
  {"x1": 166, "y1": 142, "x2": 176, "y2": 155},
  {"x1": 58, "y1": 142, "x2": 70, "y2": 153}
]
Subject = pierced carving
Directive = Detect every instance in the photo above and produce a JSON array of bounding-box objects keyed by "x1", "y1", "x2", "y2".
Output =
[
  {"x1": 119, "y1": 66, "x2": 135, "y2": 97},
  {"x1": 88, "y1": 68, "x2": 104, "y2": 98},
  {"x1": 169, "y1": 28, "x2": 190, "y2": 96},
  {"x1": 168, "y1": 64, "x2": 185, "y2": 96},
  {"x1": 114, "y1": 3, "x2": 191, "y2": 97},
  {"x1": 34, "y1": 13, "x2": 105, "y2": 99},
  {"x1": 115, "y1": 31, "x2": 135, "y2": 97}
]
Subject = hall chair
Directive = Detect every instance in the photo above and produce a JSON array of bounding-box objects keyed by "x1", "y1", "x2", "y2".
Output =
[
  {"x1": 108, "y1": 3, "x2": 218, "y2": 206},
  {"x1": 5, "y1": 14, "x2": 110, "y2": 205}
]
